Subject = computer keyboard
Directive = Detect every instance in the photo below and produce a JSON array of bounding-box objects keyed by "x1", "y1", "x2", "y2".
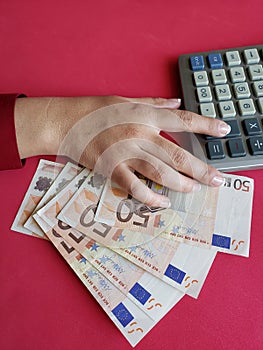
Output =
[{"x1": 176, "y1": 44, "x2": 263, "y2": 172}]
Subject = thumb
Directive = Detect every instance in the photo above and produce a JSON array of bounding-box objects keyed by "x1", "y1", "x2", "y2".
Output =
[{"x1": 125, "y1": 96, "x2": 181, "y2": 109}]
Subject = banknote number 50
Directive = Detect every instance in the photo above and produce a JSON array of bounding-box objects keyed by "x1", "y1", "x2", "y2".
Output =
[
  {"x1": 116, "y1": 199, "x2": 149, "y2": 227},
  {"x1": 233, "y1": 179, "x2": 250, "y2": 192}
]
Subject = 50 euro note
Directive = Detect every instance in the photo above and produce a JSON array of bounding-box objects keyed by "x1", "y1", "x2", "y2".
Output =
[
  {"x1": 36, "y1": 170, "x2": 184, "y2": 318},
  {"x1": 94, "y1": 173, "x2": 254, "y2": 257},
  {"x1": 35, "y1": 212, "x2": 184, "y2": 321},
  {"x1": 23, "y1": 162, "x2": 82, "y2": 238},
  {"x1": 34, "y1": 216, "x2": 172, "y2": 348},
  {"x1": 11, "y1": 159, "x2": 64, "y2": 237},
  {"x1": 160, "y1": 174, "x2": 254, "y2": 257},
  {"x1": 53, "y1": 172, "x2": 216, "y2": 298}
]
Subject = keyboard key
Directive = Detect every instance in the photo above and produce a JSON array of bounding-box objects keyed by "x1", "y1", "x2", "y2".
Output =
[
  {"x1": 233, "y1": 82, "x2": 251, "y2": 99},
  {"x1": 225, "y1": 51, "x2": 241, "y2": 66},
  {"x1": 224, "y1": 120, "x2": 241, "y2": 138},
  {"x1": 257, "y1": 97, "x2": 263, "y2": 113},
  {"x1": 193, "y1": 71, "x2": 209, "y2": 86},
  {"x1": 227, "y1": 138, "x2": 246, "y2": 157},
  {"x1": 244, "y1": 48, "x2": 260, "y2": 64},
  {"x1": 247, "y1": 136, "x2": 263, "y2": 155},
  {"x1": 208, "y1": 53, "x2": 223, "y2": 69},
  {"x1": 200, "y1": 103, "x2": 216, "y2": 118},
  {"x1": 242, "y1": 118, "x2": 262, "y2": 135},
  {"x1": 206, "y1": 140, "x2": 225, "y2": 159},
  {"x1": 197, "y1": 86, "x2": 212, "y2": 102},
  {"x1": 238, "y1": 99, "x2": 256, "y2": 116},
  {"x1": 253, "y1": 81, "x2": 263, "y2": 97},
  {"x1": 215, "y1": 84, "x2": 231, "y2": 101},
  {"x1": 230, "y1": 67, "x2": 246, "y2": 83},
  {"x1": 219, "y1": 101, "x2": 236, "y2": 118},
  {"x1": 248, "y1": 64, "x2": 263, "y2": 81},
  {"x1": 190, "y1": 55, "x2": 205, "y2": 71},
  {"x1": 211, "y1": 69, "x2": 227, "y2": 84}
]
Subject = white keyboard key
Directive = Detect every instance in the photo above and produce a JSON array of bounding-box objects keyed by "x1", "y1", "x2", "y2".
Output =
[
  {"x1": 244, "y1": 48, "x2": 260, "y2": 64},
  {"x1": 200, "y1": 103, "x2": 216, "y2": 118},
  {"x1": 226, "y1": 51, "x2": 241, "y2": 66},
  {"x1": 230, "y1": 67, "x2": 246, "y2": 83},
  {"x1": 233, "y1": 82, "x2": 251, "y2": 99},
  {"x1": 197, "y1": 86, "x2": 212, "y2": 102},
  {"x1": 211, "y1": 69, "x2": 227, "y2": 84},
  {"x1": 248, "y1": 65, "x2": 263, "y2": 81},
  {"x1": 194, "y1": 71, "x2": 209, "y2": 86},
  {"x1": 215, "y1": 84, "x2": 231, "y2": 101},
  {"x1": 238, "y1": 98, "x2": 256, "y2": 116}
]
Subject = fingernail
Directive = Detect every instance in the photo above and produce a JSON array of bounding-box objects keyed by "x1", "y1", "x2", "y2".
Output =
[
  {"x1": 192, "y1": 182, "x2": 202, "y2": 192},
  {"x1": 211, "y1": 175, "x2": 225, "y2": 186},
  {"x1": 158, "y1": 98, "x2": 181, "y2": 109},
  {"x1": 219, "y1": 122, "x2": 231, "y2": 136},
  {"x1": 159, "y1": 196, "x2": 171, "y2": 208}
]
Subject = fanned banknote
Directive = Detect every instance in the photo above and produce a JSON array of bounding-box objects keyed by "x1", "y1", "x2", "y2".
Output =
[
  {"x1": 160, "y1": 175, "x2": 253, "y2": 257},
  {"x1": 35, "y1": 216, "x2": 181, "y2": 347},
  {"x1": 13, "y1": 159, "x2": 255, "y2": 346},
  {"x1": 11, "y1": 159, "x2": 64, "y2": 237},
  {"x1": 23, "y1": 162, "x2": 82, "y2": 237},
  {"x1": 94, "y1": 174, "x2": 254, "y2": 257},
  {"x1": 53, "y1": 171, "x2": 217, "y2": 298},
  {"x1": 35, "y1": 204, "x2": 184, "y2": 320}
]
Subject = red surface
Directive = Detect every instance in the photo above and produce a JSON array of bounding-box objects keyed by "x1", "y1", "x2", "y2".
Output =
[{"x1": 0, "y1": 1, "x2": 263, "y2": 349}]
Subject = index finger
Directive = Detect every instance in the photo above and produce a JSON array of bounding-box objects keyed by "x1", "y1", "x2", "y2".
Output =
[{"x1": 154, "y1": 108, "x2": 231, "y2": 137}]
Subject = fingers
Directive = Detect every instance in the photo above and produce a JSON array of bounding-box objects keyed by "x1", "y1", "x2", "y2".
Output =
[
  {"x1": 126, "y1": 153, "x2": 202, "y2": 194},
  {"x1": 138, "y1": 135, "x2": 225, "y2": 187},
  {"x1": 150, "y1": 108, "x2": 231, "y2": 137},
  {"x1": 112, "y1": 164, "x2": 171, "y2": 208},
  {"x1": 120, "y1": 99, "x2": 231, "y2": 138}
]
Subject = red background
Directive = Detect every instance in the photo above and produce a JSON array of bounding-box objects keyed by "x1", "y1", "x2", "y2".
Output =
[{"x1": 0, "y1": 1, "x2": 262, "y2": 349}]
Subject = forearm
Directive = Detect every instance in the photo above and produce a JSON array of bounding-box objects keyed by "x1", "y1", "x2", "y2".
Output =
[{"x1": 14, "y1": 96, "x2": 125, "y2": 160}]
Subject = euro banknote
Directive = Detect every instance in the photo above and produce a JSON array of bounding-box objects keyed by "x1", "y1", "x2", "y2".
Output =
[
  {"x1": 94, "y1": 174, "x2": 254, "y2": 257},
  {"x1": 11, "y1": 159, "x2": 64, "y2": 237}
]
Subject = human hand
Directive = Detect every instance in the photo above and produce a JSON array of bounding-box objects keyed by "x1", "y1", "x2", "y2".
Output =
[{"x1": 15, "y1": 96, "x2": 231, "y2": 207}]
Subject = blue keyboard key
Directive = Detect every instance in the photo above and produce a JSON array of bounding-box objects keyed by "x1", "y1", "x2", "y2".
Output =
[
  {"x1": 190, "y1": 55, "x2": 205, "y2": 71},
  {"x1": 208, "y1": 53, "x2": 223, "y2": 69}
]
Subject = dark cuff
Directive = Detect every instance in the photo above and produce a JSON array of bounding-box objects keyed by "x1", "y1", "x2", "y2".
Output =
[{"x1": 0, "y1": 93, "x2": 25, "y2": 170}]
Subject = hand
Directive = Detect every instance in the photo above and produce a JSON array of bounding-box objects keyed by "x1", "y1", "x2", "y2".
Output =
[{"x1": 15, "y1": 96, "x2": 231, "y2": 207}]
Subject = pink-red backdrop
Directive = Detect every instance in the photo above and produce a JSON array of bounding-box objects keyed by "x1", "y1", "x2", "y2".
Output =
[{"x1": 0, "y1": 1, "x2": 262, "y2": 349}]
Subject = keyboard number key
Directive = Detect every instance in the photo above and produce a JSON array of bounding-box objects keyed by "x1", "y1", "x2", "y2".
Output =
[
  {"x1": 253, "y1": 81, "x2": 263, "y2": 97},
  {"x1": 215, "y1": 84, "x2": 231, "y2": 101},
  {"x1": 219, "y1": 101, "x2": 236, "y2": 118},
  {"x1": 193, "y1": 71, "x2": 209, "y2": 86},
  {"x1": 197, "y1": 86, "x2": 212, "y2": 102},
  {"x1": 211, "y1": 69, "x2": 227, "y2": 84},
  {"x1": 238, "y1": 99, "x2": 256, "y2": 116},
  {"x1": 248, "y1": 64, "x2": 263, "y2": 81},
  {"x1": 233, "y1": 82, "x2": 251, "y2": 99},
  {"x1": 230, "y1": 67, "x2": 246, "y2": 83}
]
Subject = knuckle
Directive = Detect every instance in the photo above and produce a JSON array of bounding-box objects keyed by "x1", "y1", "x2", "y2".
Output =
[
  {"x1": 170, "y1": 147, "x2": 188, "y2": 168},
  {"x1": 175, "y1": 110, "x2": 193, "y2": 130}
]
